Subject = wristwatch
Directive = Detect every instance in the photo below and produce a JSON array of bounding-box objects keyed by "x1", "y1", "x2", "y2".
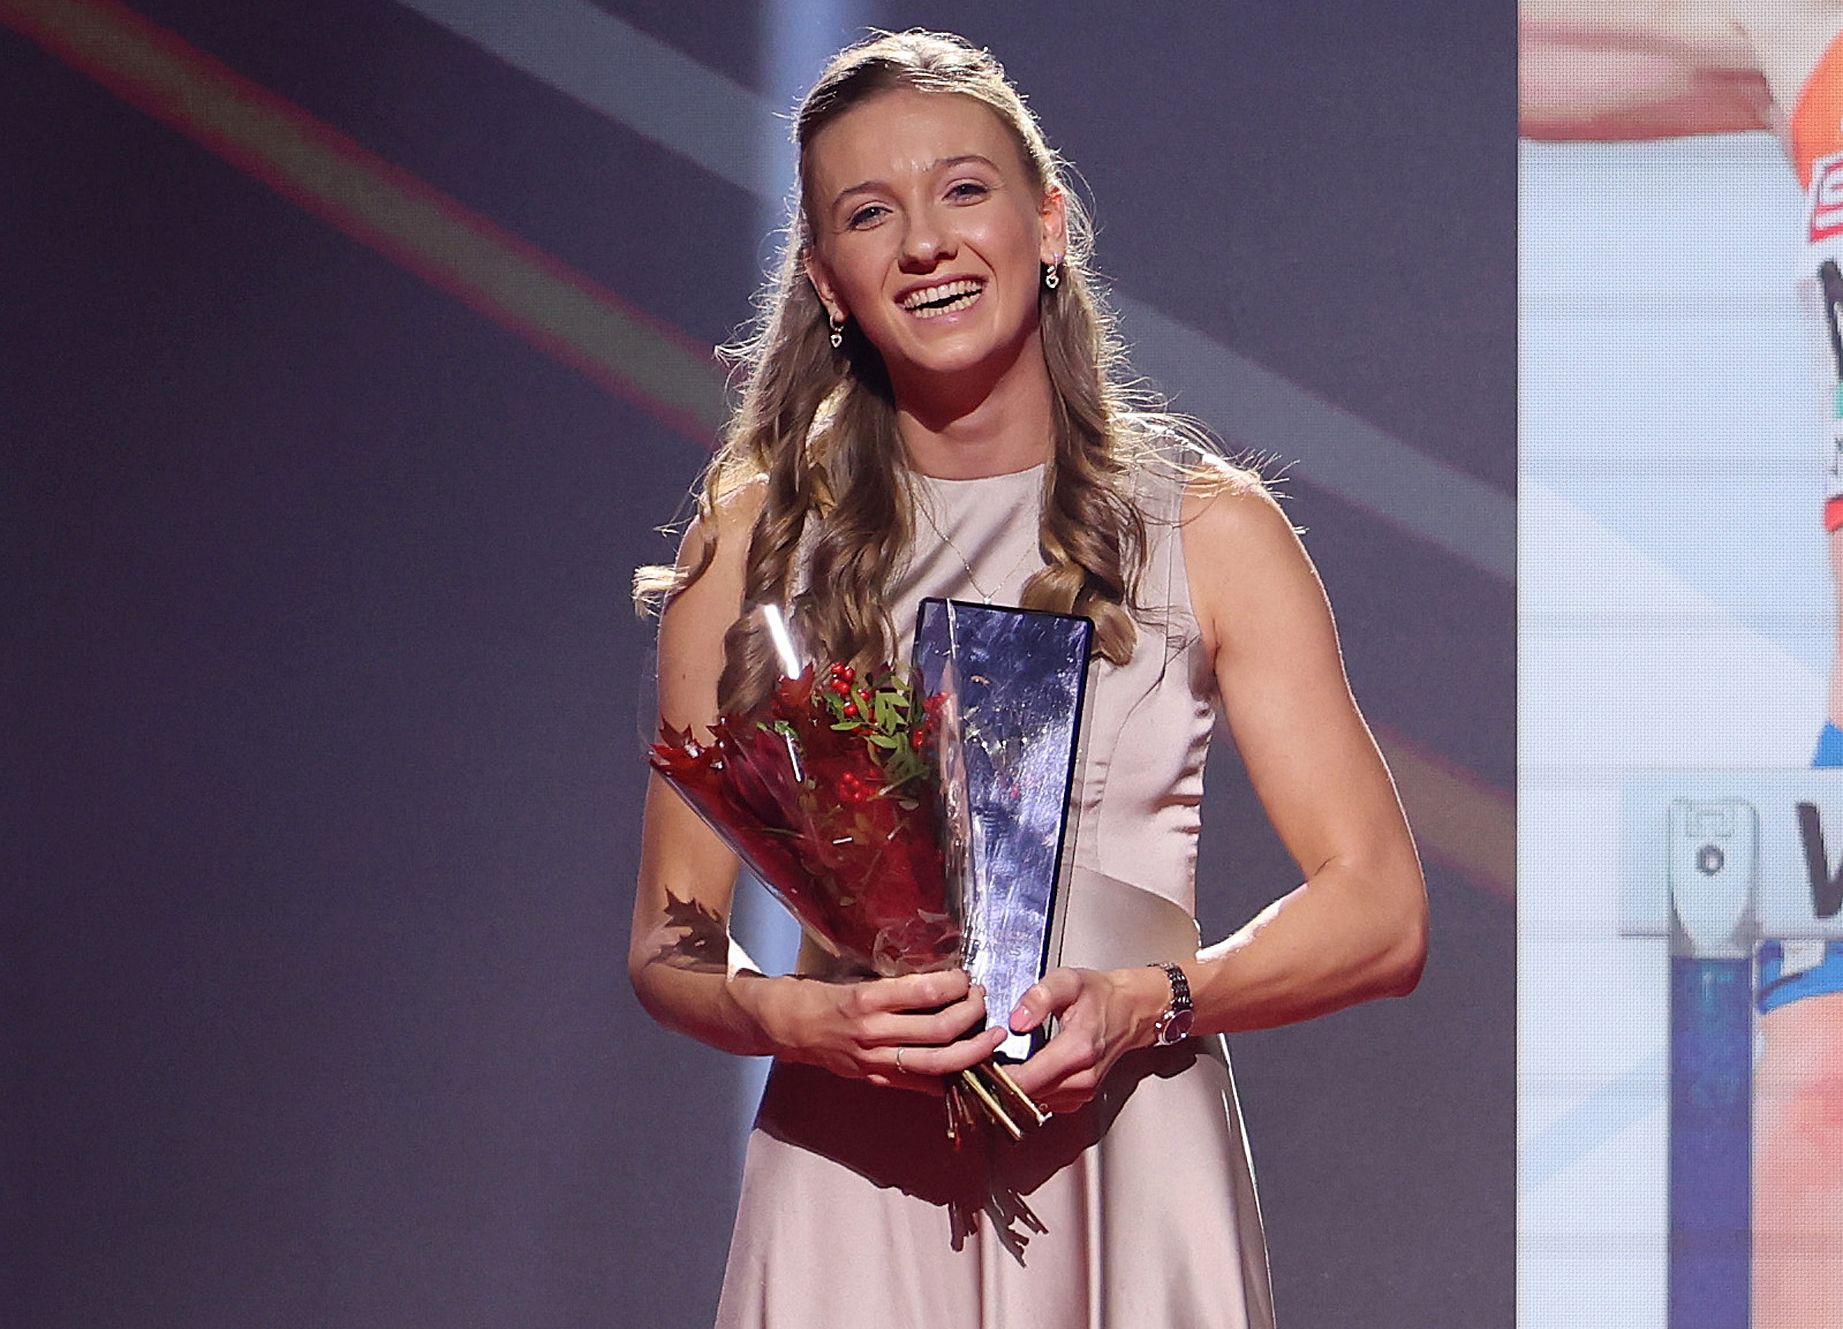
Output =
[{"x1": 1147, "y1": 961, "x2": 1194, "y2": 1046}]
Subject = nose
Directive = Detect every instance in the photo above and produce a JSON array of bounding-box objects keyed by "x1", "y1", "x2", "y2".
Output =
[{"x1": 898, "y1": 204, "x2": 956, "y2": 270}]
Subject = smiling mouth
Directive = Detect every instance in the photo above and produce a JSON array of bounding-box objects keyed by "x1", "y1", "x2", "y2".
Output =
[{"x1": 900, "y1": 280, "x2": 985, "y2": 319}]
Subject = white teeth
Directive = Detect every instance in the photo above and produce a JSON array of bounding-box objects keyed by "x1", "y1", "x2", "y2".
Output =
[
  {"x1": 900, "y1": 279, "x2": 984, "y2": 314},
  {"x1": 910, "y1": 288, "x2": 981, "y2": 319}
]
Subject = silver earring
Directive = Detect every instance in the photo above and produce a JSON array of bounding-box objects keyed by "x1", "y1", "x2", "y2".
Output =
[
  {"x1": 1043, "y1": 260, "x2": 1061, "y2": 290},
  {"x1": 828, "y1": 314, "x2": 844, "y2": 349}
]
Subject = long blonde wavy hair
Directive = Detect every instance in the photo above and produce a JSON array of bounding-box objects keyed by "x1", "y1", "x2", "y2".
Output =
[{"x1": 635, "y1": 29, "x2": 1249, "y2": 711}]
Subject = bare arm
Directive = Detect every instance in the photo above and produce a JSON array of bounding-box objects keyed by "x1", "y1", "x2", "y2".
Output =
[
  {"x1": 627, "y1": 480, "x2": 782, "y2": 1056},
  {"x1": 1004, "y1": 477, "x2": 1427, "y2": 1114},
  {"x1": 1520, "y1": 0, "x2": 1772, "y2": 141},
  {"x1": 1178, "y1": 480, "x2": 1427, "y2": 1033}
]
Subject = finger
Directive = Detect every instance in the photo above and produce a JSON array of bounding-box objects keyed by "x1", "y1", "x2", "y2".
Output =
[
  {"x1": 1009, "y1": 968, "x2": 1082, "y2": 1032},
  {"x1": 1037, "y1": 1089, "x2": 1092, "y2": 1116},
  {"x1": 1034, "y1": 1057, "x2": 1107, "y2": 1115},
  {"x1": 1001, "y1": 1025, "x2": 1102, "y2": 1100},
  {"x1": 884, "y1": 1026, "x2": 1008, "y2": 1080},
  {"x1": 863, "y1": 1069, "x2": 949, "y2": 1097},
  {"x1": 857, "y1": 968, "x2": 971, "y2": 1015},
  {"x1": 863, "y1": 985, "x2": 989, "y2": 1046}
]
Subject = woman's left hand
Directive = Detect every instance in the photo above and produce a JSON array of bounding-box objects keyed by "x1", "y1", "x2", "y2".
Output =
[{"x1": 1001, "y1": 965, "x2": 1170, "y2": 1115}]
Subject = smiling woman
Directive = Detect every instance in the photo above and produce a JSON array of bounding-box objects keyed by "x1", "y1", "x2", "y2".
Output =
[
  {"x1": 800, "y1": 89, "x2": 1064, "y2": 447},
  {"x1": 628, "y1": 28, "x2": 1426, "y2": 1329}
]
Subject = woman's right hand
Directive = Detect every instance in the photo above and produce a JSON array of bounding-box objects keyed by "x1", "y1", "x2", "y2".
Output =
[{"x1": 754, "y1": 968, "x2": 1009, "y2": 1095}]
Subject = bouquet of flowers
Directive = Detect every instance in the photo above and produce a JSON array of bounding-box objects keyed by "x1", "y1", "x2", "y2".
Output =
[{"x1": 648, "y1": 613, "x2": 1044, "y2": 1142}]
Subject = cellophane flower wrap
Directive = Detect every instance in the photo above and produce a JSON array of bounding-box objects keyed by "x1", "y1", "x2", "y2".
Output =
[
  {"x1": 646, "y1": 605, "x2": 1051, "y2": 1143},
  {"x1": 648, "y1": 655, "x2": 960, "y2": 979}
]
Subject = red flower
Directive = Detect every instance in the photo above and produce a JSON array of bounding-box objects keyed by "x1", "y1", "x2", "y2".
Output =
[{"x1": 649, "y1": 663, "x2": 957, "y2": 976}]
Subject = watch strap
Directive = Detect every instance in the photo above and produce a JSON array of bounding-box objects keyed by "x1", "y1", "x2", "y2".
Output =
[{"x1": 1147, "y1": 960, "x2": 1193, "y2": 1044}]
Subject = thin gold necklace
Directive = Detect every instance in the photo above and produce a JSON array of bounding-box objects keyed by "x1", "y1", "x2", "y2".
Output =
[{"x1": 914, "y1": 492, "x2": 1040, "y2": 604}]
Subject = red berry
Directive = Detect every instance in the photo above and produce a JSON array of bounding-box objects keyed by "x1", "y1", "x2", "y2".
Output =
[
  {"x1": 842, "y1": 702, "x2": 858, "y2": 718},
  {"x1": 839, "y1": 666, "x2": 856, "y2": 683},
  {"x1": 910, "y1": 731, "x2": 925, "y2": 749}
]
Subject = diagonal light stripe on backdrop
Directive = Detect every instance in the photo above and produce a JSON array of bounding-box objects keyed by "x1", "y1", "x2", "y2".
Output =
[
  {"x1": 1121, "y1": 306, "x2": 1514, "y2": 581},
  {"x1": 1375, "y1": 732, "x2": 1512, "y2": 901},
  {"x1": 0, "y1": 0, "x2": 728, "y2": 441},
  {"x1": 5, "y1": 0, "x2": 1513, "y2": 898},
  {"x1": 393, "y1": 0, "x2": 1514, "y2": 585},
  {"x1": 1519, "y1": 1051, "x2": 1667, "y2": 1193}
]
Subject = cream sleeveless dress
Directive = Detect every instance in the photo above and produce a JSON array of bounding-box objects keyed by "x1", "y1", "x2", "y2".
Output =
[{"x1": 712, "y1": 458, "x2": 1275, "y2": 1329}]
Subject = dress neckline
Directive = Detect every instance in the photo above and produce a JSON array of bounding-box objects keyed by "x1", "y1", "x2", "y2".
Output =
[{"x1": 907, "y1": 461, "x2": 1047, "y2": 487}]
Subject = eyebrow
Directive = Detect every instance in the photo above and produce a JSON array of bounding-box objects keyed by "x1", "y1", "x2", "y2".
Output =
[{"x1": 830, "y1": 154, "x2": 999, "y2": 212}]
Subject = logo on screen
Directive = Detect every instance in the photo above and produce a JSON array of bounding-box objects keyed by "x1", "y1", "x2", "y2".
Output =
[
  {"x1": 1797, "y1": 802, "x2": 1843, "y2": 919},
  {"x1": 1811, "y1": 154, "x2": 1843, "y2": 241}
]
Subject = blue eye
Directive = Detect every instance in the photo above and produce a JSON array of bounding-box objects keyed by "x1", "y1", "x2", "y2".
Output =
[
  {"x1": 949, "y1": 181, "x2": 988, "y2": 200},
  {"x1": 847, "y1": 204, "x2": 887, "y2": 228}
]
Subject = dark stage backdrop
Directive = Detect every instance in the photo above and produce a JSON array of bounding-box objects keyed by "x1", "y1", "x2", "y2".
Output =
[{"x1": 2, "y1": 2, "x2": 1513, "y2": 1326}]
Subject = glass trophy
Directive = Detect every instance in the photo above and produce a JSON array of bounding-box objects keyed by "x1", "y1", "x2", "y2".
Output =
[{"x1": 911, "y1": 597, "x2": 1093, "y2": 1063}]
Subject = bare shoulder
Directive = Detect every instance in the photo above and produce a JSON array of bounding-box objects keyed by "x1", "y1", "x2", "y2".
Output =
[
  {"x1": 1176, "y1": 463, "x2": 1331, "y2": 664},
  {"x1": 1177, "y1": 462, "x2": 1298, "y2": 557},
  {"x1": 657, "y1": 472, "x2": 770, "y2": 724},
  {"x1": 1177, "y1": 463, "x2": 1315, "y2": 590},
  {"x1": 677, "y1": 471, "x2": 770, "y2": 575}
]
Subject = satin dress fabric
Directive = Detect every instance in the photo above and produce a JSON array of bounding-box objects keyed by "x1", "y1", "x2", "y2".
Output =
[{"x1": 713, "y1": 457, "x2": 1275, "y2": 1329}]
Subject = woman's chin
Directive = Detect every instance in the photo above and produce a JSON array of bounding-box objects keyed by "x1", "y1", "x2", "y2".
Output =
[{"x1": 884, "y1": 327, "x2": 1036, "y2": 391}]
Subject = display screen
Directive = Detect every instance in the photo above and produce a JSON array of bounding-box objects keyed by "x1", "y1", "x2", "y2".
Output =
[{"x1": 1521, "y1": 43, "x2": 1843, "y2": 1327}]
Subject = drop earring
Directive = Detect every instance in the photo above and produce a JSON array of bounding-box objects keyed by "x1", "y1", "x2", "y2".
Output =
[
  {"x1": 828, "y1": 313, "x2": 844, "y2": 349},
  {"x1": 1043, "y1": 256, "x2": 1063, "y2": 290}
]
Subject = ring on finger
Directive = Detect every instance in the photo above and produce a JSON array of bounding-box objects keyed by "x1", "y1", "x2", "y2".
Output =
[{"x1": 895, "y1": 1046, "x2": 906, "y2": 1074}]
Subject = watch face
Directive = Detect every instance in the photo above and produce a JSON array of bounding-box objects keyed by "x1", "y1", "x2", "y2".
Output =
[{"x1": 1160, "y1": 1009, "x2": 1194, "y2": 1044}]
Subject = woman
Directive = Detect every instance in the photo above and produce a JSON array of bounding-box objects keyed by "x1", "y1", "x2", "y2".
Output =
[{"x1": 630, "y1": 29, "x2": 1427, "y2": 1329}]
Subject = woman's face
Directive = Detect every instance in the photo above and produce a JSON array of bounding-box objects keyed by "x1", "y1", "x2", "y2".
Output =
[{"x1": 801, "y1": 87, "x2": 1065, "y2": 395}]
